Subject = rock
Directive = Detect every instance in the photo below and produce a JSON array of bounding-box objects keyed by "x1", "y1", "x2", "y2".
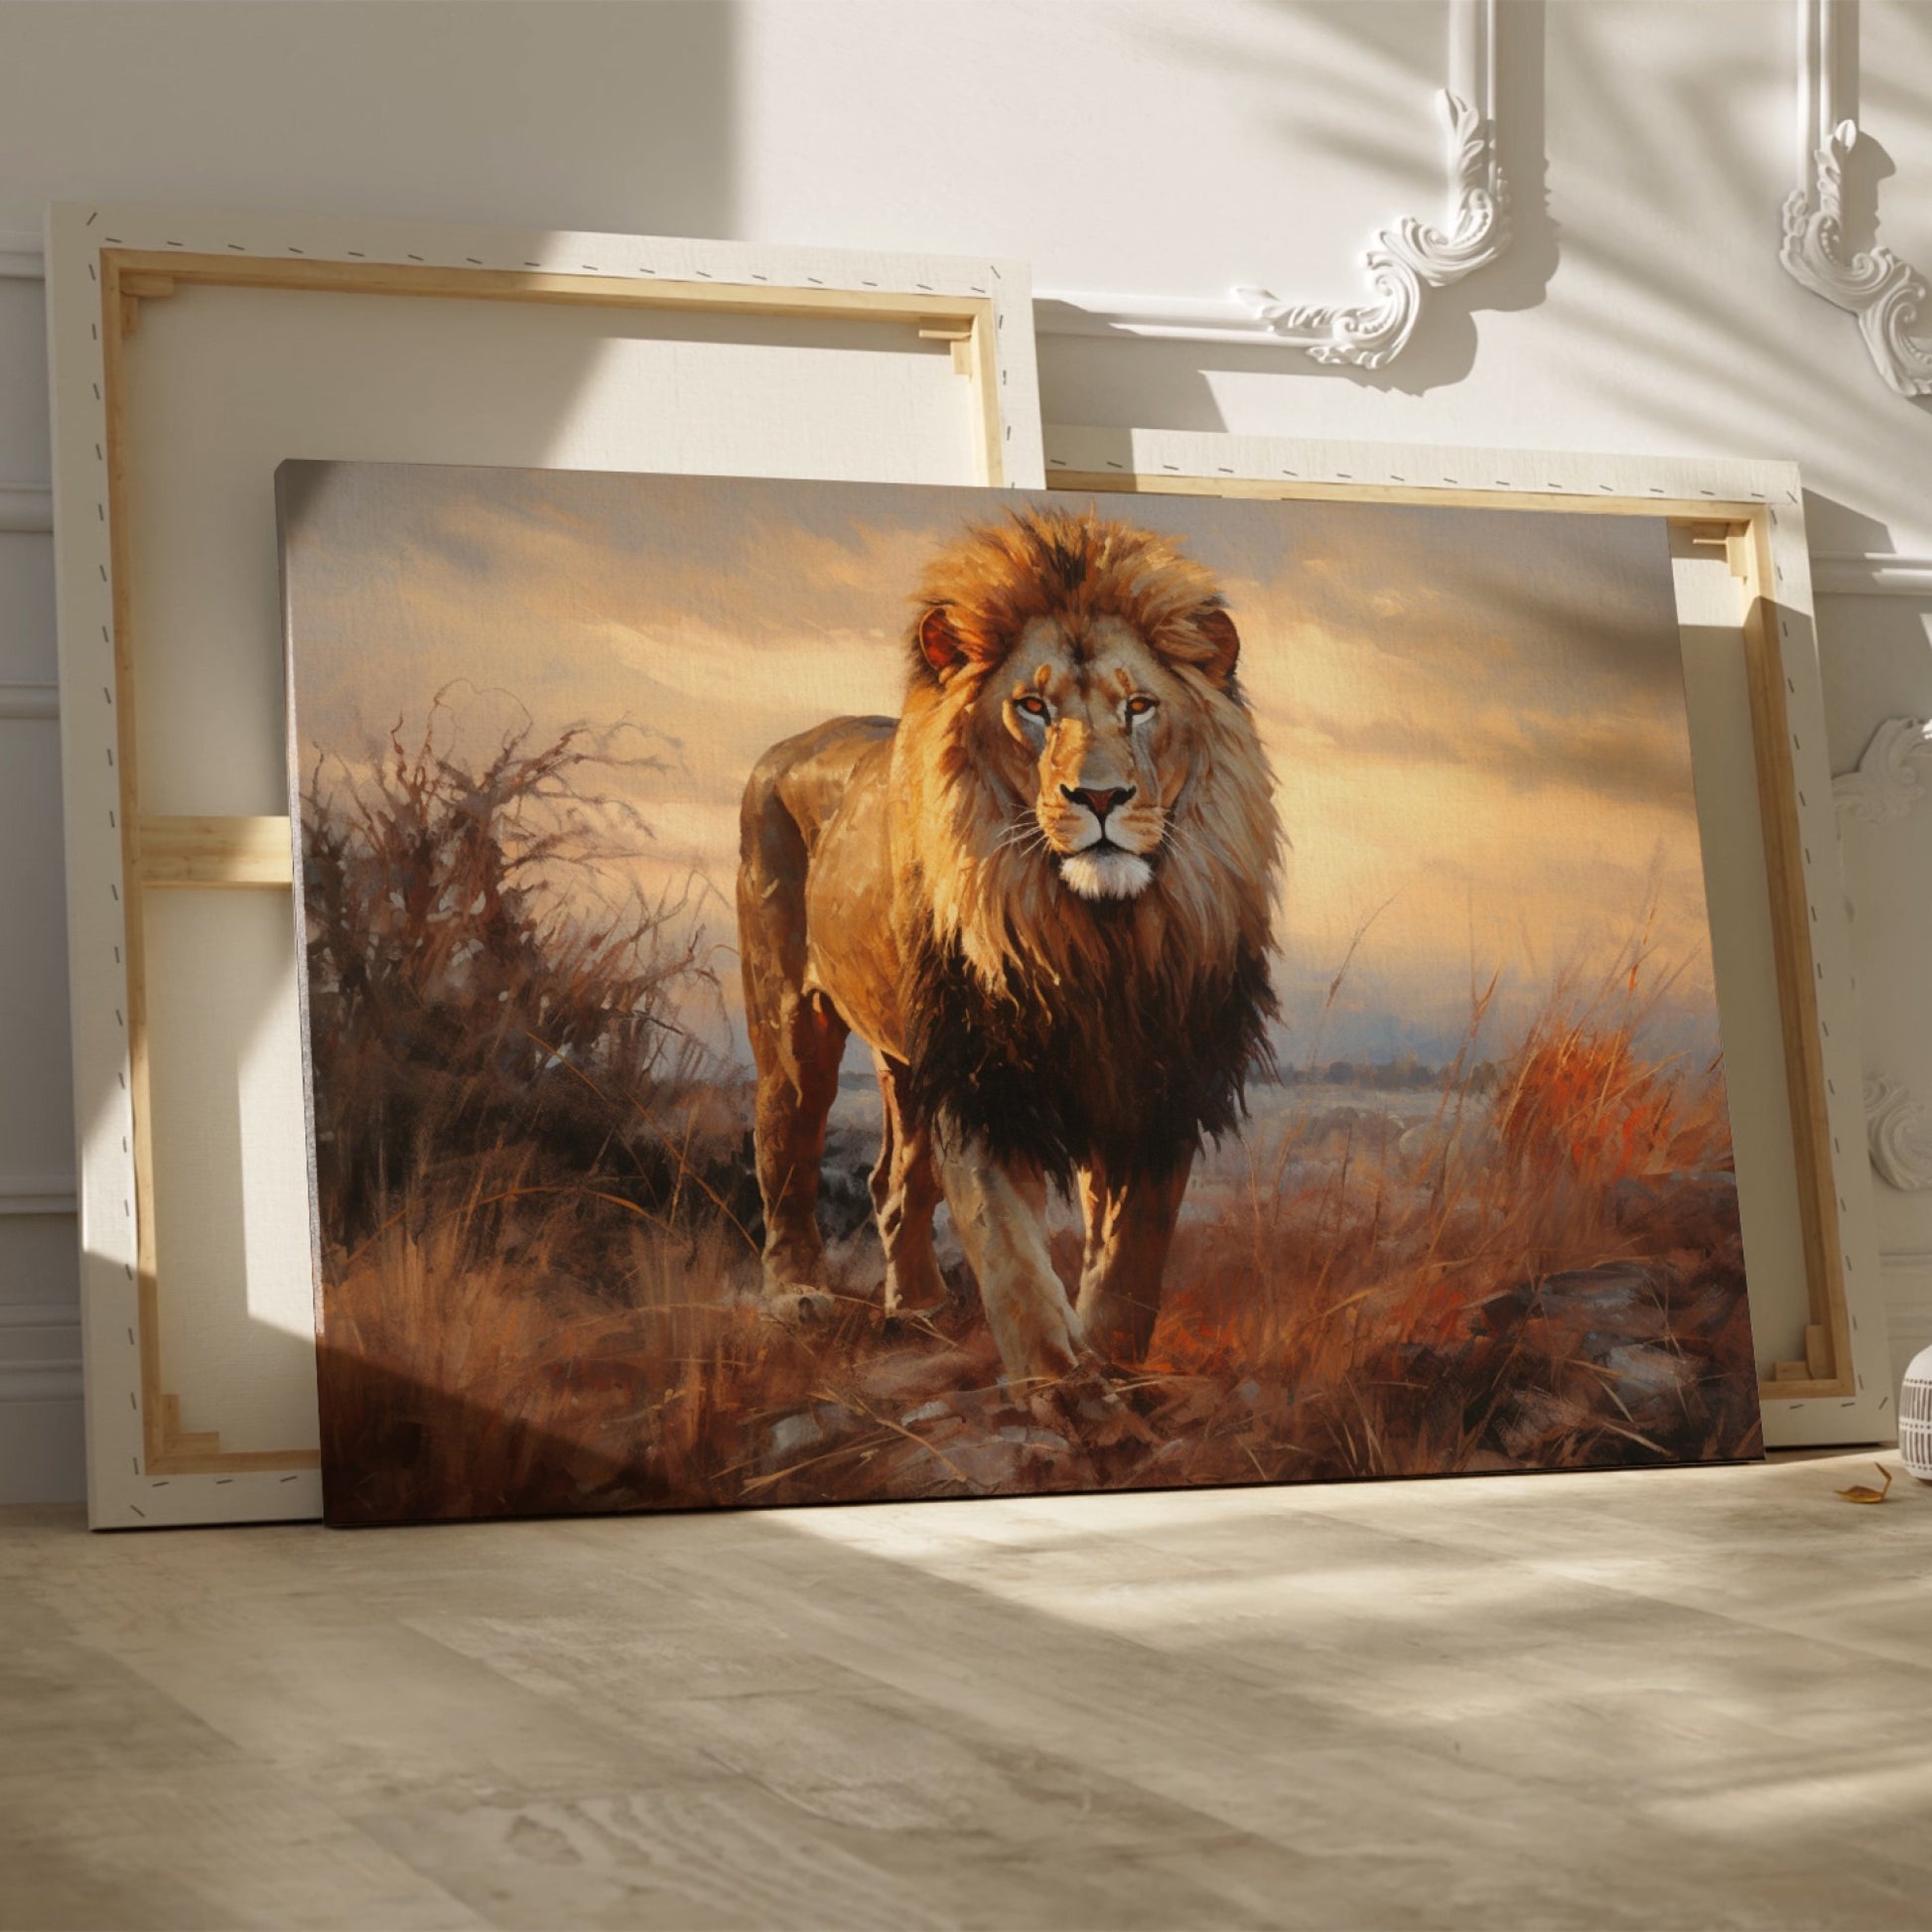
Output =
[
  {"x1": 762, "y1": 1288, "x2": 835, "y2": 1326},
  {"x1": 997, "y1": 1425, "x2": 1070, "y2": 1452},
  {"x1": 766, "y1": 1412, "x2": 823, "y2": 1461},
  {"x1": 1538, "y1": 1263, "x2": 1652, "y2": 1321},
  {"x1": 1600, "y1": 1343, "x2": 1691, "y2": 1405}
]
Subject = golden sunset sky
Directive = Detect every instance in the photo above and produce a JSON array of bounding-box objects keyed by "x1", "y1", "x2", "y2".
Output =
[{"x1": 281, "y1": 462, "x2": 1719, "y2": 1068}]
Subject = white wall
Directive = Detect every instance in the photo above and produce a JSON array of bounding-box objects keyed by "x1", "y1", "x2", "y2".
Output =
[{"x1": 3, "y1": 0, "x2": 1928, "y2": 1502}]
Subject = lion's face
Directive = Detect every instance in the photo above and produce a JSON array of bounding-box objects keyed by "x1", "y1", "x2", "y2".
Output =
[
  {"x1": 989, "y1": 615, "x2": 1190, "y2": 902},
  {"x1": 899, "y1": 507, "x2": 1277, "y2": 993}
]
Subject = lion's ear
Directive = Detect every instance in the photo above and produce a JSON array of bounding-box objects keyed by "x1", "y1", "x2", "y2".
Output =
[
  {"x1": 1196, "y1": 607, "x2": 1240, "y2": 686},
  {"x1": 917, "y1": 606, "x2": 969, "y2": 677}
]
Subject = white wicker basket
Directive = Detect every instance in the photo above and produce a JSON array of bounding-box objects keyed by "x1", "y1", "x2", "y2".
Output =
[{"x1": 1902, "y1": 1344, "x2": 1932, "y2": 1480}]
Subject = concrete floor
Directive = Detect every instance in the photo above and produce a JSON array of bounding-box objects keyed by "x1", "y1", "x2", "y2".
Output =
[{"x1": 4, "y1": 1450, "x2": 1931, "y2": 1930}]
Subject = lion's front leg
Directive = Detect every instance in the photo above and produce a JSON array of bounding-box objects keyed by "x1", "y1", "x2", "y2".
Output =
[
  {"x1": 747, "y1": 986, "x2": 848, "y2": 1313},
  {"x1": 871, "y1": 1054, "x2": 945, "y2": 1314},
  {"x1": 932, "y1": 1127, "x2": 1084, "y2": 1386},
  {"x1": 1075, "y1": 1156, "x2": 1193, "y2": 1365},
  {"x1": 738, "y1": 762, "x2": 850, "y2": 1316}
]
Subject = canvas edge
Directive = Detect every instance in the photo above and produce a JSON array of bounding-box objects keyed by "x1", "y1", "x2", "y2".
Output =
[
  {"x1": 48, "y1": 200, "x2": 1047, "y2": 1530},
  {"x1": 1752, "y1": 473, "x2": 1894, "y2": 1447},
  {"x1": 1039, "y1": 423, "x2": 1890, "y2": 1452},
  {"x1": 277, "y1": 463, "x2": 336, "y2": 1523}
]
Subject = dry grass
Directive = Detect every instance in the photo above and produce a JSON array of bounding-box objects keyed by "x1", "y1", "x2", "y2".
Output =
[
  {"x1": 308, "y1": 700, "x2": 1758, "y2": 1523},
  {"x1": 1139, "y1": 944, "x2": 1754, "y2": 1485}
]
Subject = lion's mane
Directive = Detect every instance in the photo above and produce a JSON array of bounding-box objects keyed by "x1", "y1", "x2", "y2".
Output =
[{"x1": 889, "y1": 507, "x2": 1284, "y2": 1184}]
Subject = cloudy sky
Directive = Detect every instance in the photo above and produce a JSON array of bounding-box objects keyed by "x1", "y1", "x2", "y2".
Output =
[{"x1": 280, "y1": 462, "x2": 1719, "y2": 1068}]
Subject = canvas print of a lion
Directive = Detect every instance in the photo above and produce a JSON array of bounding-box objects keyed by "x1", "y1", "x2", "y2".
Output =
[{"x1": 279, "y1": 462, "x2": 1762, "y2": 1525}]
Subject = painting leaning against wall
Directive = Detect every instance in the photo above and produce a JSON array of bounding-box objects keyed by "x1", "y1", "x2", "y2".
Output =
[{"x1": 278, "y1": 460, "x2": 1763, "y2": 1525}]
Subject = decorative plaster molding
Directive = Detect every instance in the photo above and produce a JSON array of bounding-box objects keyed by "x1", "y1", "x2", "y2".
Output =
[
  {"x1": 1782, "y1": 121, "x2": 1932, "y2": 397},
  {"x1": 0, "y1": 1175, "x2": 78, "y2": 1217},
  {"x1": 1781, "y1": 0, "x2": 1932, "y2": 399},
  {"x1": 1836, "y1": 723, "x2": 1932, "y2": 1196},
  {"x1": 0, "y1": 482, "x2": 54, "y2": 533},
  {"x1": 1035, "y1": 0, "x2": 1509, "y2": 366},
  {"x1": 1864, "y1": 1074, "x2": 1932, "y2": 1191},
  {"x1": 1811, "y1": 552, "x2": 1932, "y2": 597},
  {"x1": 1834, "y1": 717, "x2": 1932, "y2": 825},
  {"x1": 0, "y1": 485, "x2": 56, "y2": 722},
  {"x1": 1837, "y1": 715, "x2": 1932, "y2": 1205},
  {"x1": 0, "y1": 684, "x2": 57, "y2": 722},
  {"x1": 0, "y1": 231, "x2": 42, "y2": 281},
  {"x1": 0, "y1": 1366, "x2": 81, "y2": 1406},
  {"x1": 0, "y1": 1305, "x2": 82, "y2": 1409}
]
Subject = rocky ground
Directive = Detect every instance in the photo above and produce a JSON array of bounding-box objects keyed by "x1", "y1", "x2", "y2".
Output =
[{"x1": 323, "y1": 1079, "x2": 1760, "y2": 1524}]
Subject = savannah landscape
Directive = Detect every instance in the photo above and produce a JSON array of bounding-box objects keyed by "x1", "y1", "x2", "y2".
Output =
[{"x1": 302, "y1": 695, "x2": 1759, "y2": 1526}]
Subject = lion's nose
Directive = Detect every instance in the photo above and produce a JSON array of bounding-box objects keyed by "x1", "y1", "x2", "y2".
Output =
[{"x1": 1062, "y1": 783, "x2": 1136, "y2": 822}]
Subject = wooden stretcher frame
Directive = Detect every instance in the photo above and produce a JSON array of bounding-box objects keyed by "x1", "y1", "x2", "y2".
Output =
[
  {"x1": 1043, "y1": 423, "x2": 1891, "y2": 1449},
  {"x1": 46, "y1": 202, "x2": 1044, "y2": 1527}
]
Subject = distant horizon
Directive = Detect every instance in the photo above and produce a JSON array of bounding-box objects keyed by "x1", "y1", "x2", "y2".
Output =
[{"x1": 281, "y1": 460, "x2": 1723, "y2": 1072}]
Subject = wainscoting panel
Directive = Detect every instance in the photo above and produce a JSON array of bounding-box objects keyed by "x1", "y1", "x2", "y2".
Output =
[{"x1": 0, "y1": 260, "x2": 81, "y2": 1504}]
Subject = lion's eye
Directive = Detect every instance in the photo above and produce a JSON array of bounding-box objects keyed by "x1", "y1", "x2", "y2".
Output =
[
  {"x1": 1015, "y1": 695, "x2": 1049, "y2": 719},
  {"x1": 1125, "y1": 695, "x2": 1158, "y2": 719}
]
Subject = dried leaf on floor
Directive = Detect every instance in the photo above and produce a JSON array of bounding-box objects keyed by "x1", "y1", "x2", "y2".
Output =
[{"x1": 1835, "y1": 1464, "x2": 1894, "y2": 1505}]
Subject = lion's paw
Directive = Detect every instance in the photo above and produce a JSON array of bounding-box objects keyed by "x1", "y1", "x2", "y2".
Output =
[{"x1": 1029, "y1": 1363, "x2": 1157, "y2": 1449}]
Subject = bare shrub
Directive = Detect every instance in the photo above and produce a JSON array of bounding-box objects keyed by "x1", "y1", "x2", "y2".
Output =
[{"x1": 300, "y1": 686, "x2": 731, "y2": 1245}]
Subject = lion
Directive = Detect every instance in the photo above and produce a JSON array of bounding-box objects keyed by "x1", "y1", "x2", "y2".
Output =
[{"x1": 736, "y1": 505, "x2": 1283, "y2": 1386}]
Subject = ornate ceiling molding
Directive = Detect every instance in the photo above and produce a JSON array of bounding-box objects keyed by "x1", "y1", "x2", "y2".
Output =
[
  {"x1": 1035, "y1": 0, "x2": 1510, "y2": 367},
  {"x1": 1780, "y1": 0, "x2": 1932, "y2": 399},
  {"x1": 1834, "y1": 716, "x2": 1932, "y2": 825},
  {"x1": 1864, "y1": 1075, "x2": 1932, "y2": 1191}
]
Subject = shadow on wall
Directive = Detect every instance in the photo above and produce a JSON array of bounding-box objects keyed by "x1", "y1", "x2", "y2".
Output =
[
  {"x1": 0, "y1": 3, "x2": 738, "y2": 239},
  {"x1": 1802, "y1": 490, "x2": 1932, "y2": 770},
  {"x1": 1035, "y1": 0, "x2": 1555, "y2": 420},
  {"x1": 1529, "y1": 0, "x2": 1931, "y2": 448},
  {"x1": 1236, "y1": 0, "x2": 1559, "y2": 397},
  {"x1": 2, "y1": 0, "x2": 744, "y2": 1516},
  {"x1": 1041, "y1": 0, "x2": 1927, "y2": 455}
]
